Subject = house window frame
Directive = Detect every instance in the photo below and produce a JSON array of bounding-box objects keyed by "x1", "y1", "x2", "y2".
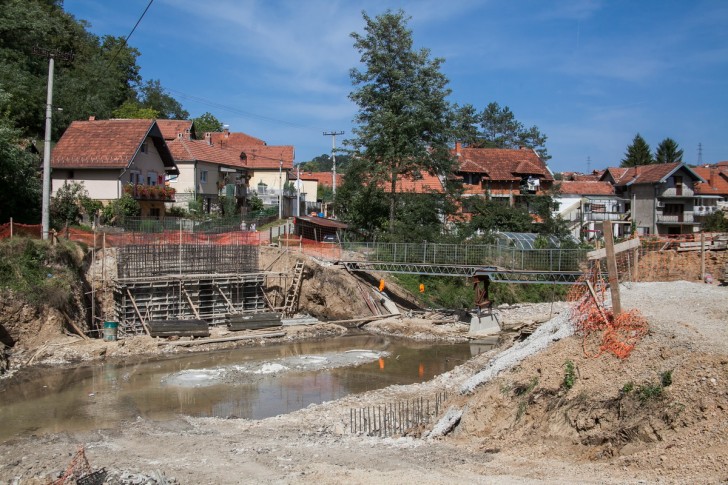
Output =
[
  {"x1": 200, "y1": 170, "x2": 208, "y2": 184},
  {"x1": 147, "y1": 170, "x2": 158, "y2": 186}
]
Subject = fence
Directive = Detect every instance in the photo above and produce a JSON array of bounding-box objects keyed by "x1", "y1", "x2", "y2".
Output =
[
  {"x1": 341, "y1": 241, "x2": 588, "y2": 273},
  {"x1": 612, "y1": 233, "x2": 728, "y2": 283},
  {"x1": 349, "y1": 391, "x2": 449, "y2": 437}
]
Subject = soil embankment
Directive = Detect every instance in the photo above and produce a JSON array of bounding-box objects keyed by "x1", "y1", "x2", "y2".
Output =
[
  {"x1": 1, "y1": 240, "x2": 728, "y2": 483},
  {"x1": 1, "y1": 281, "x2": 726, "y2": 483}
]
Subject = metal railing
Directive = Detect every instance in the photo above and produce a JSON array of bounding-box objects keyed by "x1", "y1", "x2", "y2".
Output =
[{"x1": 341, "y1": 241, "x2": 587, "y2": 273}]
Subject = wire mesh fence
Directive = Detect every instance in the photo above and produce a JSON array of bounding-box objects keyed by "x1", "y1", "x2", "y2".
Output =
[{"x1": 341, "y1": 241, "x2": 588, "y2": 273}]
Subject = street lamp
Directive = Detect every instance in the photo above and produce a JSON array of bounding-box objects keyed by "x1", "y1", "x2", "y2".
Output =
[{"x1": 278, "y1": 159, "x2": 283, "y2": 220}]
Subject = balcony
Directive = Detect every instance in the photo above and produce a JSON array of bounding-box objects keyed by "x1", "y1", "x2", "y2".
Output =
[
  {"x1": 124, "y1": 184, "x2": 176, "y2": 201},
  {"x1": 656, "y1": 212, "x2": 695, "y2": 224},
  {"x1": 694, "y1": 206, "x2": 719, "y2": 216}
]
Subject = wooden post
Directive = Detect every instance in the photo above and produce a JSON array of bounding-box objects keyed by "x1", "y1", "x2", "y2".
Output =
[
  {"x1": 603, "y1": 221, "x2": 621, "y2": 316},
  {"x1": 700, "y1": 232, "x2": 706, "y2": 281}
]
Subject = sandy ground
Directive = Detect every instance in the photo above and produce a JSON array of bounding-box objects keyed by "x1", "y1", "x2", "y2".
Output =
[{"x1": 1, "y1": 281, "x2": 727, "y2": 484}]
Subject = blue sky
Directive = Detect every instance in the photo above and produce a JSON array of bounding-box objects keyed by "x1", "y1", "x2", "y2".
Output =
[{"x1": 63, "y1": 0, "x2": 728, "y2": 173}]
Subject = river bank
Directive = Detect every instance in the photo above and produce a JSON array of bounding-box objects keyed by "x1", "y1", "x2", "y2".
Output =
[{"x1": 1, "y1": 281, "x2": 726, "y2": 483}]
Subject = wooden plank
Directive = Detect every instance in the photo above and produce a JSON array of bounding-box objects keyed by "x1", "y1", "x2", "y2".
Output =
[
  {"x1": 148, "y1": 319, "x2": 210, "y2": 338},
  {"x1": 603, "y1": 221, "x2": 621, "y2": 316},
  {"x1": 158, "y1": 331, "x2": 285, "y2": 347},
  {"x1": 587, "y1": 237, "x2": 640, "y2": 260},
  {"x1": 126, "y1": 288, "x2": 151, "y2": 336}
]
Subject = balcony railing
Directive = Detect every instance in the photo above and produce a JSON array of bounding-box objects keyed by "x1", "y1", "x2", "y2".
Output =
[
  {"x1": 124, "y1": 184, "x2": 176, "y2": 201},
  {"x1": 656, "y1": 213, "x2": 694, "y2": 224}
]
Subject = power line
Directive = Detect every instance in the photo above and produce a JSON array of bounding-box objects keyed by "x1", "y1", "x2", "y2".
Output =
[
  {"x1": 106, "y1": 0, "x2": 155, "y2": 67},
  {"x1": 166, "y1": 88, "x2": 314, "y2": 130}
]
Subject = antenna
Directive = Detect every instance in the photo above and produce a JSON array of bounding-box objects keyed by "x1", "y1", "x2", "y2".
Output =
[
  {"x1": 697, "y1": 142, "x2": 703, "y2": 165},
  {"x1": 586, "y1": 156, "x2": 591, "y2": 173},
  {"x1": 323, "y1": 131, "x2": 344, "y2": 217}
]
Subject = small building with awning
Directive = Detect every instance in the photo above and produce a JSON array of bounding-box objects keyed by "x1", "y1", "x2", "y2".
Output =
[{"x1": 294, "y1": 215, "x2": 348, "y2": 242}]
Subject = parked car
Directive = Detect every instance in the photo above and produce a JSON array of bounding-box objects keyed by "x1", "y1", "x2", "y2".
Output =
[{"x1": 322, "y1": 234, "x2": 339, "y2": 243}]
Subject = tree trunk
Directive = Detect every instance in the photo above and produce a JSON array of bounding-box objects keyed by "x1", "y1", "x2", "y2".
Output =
[{"x1": 389, "y1": 171, "x2": 397, "y2": 232}]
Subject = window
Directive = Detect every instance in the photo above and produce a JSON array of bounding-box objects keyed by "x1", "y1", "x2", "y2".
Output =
[
  {"x1": 149, "y1": 208, "x2": 160, "y2": 218},
  {"x1": 200, "y1": 170, "x2": 208, "y2": 184},
  {"x1": 147, "y1": 171, "x2": 158, "y2": 186},
  {"x1": 129, "y1": 170, "x2": 141, "y2": 185},
  {"x1": 140, "y1": 140, "x2": 148, "y2": 153}
]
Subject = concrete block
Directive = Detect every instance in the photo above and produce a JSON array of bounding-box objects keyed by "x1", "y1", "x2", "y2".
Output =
[{"x1": 468, "y1": 312, "x2": 501, "y2": 336}]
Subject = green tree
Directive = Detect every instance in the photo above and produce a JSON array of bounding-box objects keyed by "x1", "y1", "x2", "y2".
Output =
[
  {"x1": 621, "y1": 134, "x2": 654, "y2": 167},
  {"x1": 463, "y1": 198, "x2": 533, "y2": 236},
  {"x1": 334, "y1": 156, "x2": 389, "y2": 238},
  {"x1": 112, "y1": 100, "x2": 159, "y2": 119},
  {"x1": 702, "y1": 211, "x2": 728, "y2": 232},
  {"x1": 0, "y1": 1, "x2": 143, "y2": 138},
  {"x1": 452, "y1": 103, "x2": 481, "y2": 146},
  {"x1": 102, "y1": 194, "x2": 140, "y2": 225},
  {"x1": 50, "y1": 181, "x2": 90, "y2": 228},
  {"x1": 655, "y1": 137, "x2": 683, "y2": 164},
  {"x1": 139, "y1": 80, "x2": 189, "y2": 120},
  {"x1": 476, "y1": 102, "x2": 550, "y2": 160},
  {"x1": 348, "y1": 10, "x2": 456, "y2": 231},
  {"x1": 192, "y1": 112, "x2": 223, "y2": 136},
  {"x1": 0, "y1": 90, "x2": 42, "y2": 224}
]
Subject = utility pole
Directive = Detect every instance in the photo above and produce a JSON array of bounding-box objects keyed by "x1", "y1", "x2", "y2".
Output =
[
  {"x1": 278, "y1": 159, "x2": 283, "y2": 220},
  {"x1": 295, "y1": 163, "x2": 301, "y2": 217},
  {"x1": 323, "y1": 131, "x2": 344, "y2": 217},
  {"x1": 33, "y1": 47, "x2": 73, "y2": 240}
]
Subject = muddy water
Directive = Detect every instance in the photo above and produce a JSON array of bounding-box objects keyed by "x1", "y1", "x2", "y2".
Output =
[{"x1": 0, "y1": 334, "x2": 493, "y2": 442}]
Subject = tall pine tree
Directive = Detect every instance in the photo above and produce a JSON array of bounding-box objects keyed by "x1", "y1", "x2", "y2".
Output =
[
  {"x1": 655, "y1": 137, "x2": 683, "y2": 164},
  {"x1": 621, "y1": 134, "x2": 654, "y2": 167}
]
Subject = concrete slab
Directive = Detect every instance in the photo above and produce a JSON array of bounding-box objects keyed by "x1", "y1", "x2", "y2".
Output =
[{"x1": 468, "y1": 312, "x2": 501, "y2": 336}]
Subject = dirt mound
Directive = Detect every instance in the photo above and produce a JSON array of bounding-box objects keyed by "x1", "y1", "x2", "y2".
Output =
[{"x1": 445, "y1": 281, "x2": 728, "y2": 482}]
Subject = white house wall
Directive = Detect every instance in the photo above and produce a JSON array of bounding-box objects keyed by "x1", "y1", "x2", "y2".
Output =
[{"x1": 51, "y1": 169, "x2": 121, "y2": 202}]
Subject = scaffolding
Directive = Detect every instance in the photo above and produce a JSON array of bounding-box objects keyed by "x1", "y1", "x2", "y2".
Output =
[{"x1": 113, "y1": 242, "x2": 267, "y2": 337}]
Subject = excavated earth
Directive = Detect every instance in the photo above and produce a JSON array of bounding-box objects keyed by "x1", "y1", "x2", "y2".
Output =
[{"x1": 0, "y1": 246, "x2": 727, "y2": 483}]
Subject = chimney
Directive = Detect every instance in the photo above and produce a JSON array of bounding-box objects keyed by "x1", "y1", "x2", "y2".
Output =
[
  {"x1": 710, "y1": 168, "x2": 717, "y2": 187},
  {"x1": 204, "y1": 132, "x2": 212, "y2": 146},
  {"x1": 455, "y1": 141, "x2": 461, "y2": 157},
  {"x1": 223, "y1": 124, "x2": 230, "y2": 138},
  {"x1": 88, "y1": 116, "x2": 96, "y2": 121}
]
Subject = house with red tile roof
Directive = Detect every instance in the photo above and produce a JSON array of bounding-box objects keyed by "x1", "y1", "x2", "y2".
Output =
[
  {"x1": 453, "y1": 143, "x2": 554, "y2": 205},
  {"x1": 51, "y1": 118, "x2": 179, "y2": 218},
  {"x1": 202, "y1": 127, "x2": 295, "y2": 212},
  {"x1": 693, "y1": 164, "x2": 728, "y2": 216},
  {"x1": 165, "y1": 130, "x2": 252, "y2": 214},
  {"x1": 156, "y1": 119, "x2": 196, "y2": 141},
  {"x1": 599, "y1": 162, "x2": 705, "y2": 236},
  {"x1": 554, "y1": 180, "x2": 630, "y2": 241}
]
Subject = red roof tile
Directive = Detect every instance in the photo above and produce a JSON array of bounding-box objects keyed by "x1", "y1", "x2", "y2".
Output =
[
  {"x1": 293, "y1": 171, "x2": 344, "y2": 187},
  {"x1": 558, "y1": 181, "x2": 615, "y2": 196},
  {"x1": 208, "y1": 131, "x2": 266, "y2": 147},
  {"x1": 239, "y1": 145, "x2": 294, "y2": 170},
  {"x1": 455, "y1": 147, "x2": 553, "y2": 182},
  {"x1": 51, "y1": 119, "x2": 176, "y2": 171},
  {"x1": 606, "y1": 163, "x2": 702, "y2": 186},
  {"x1": 166, "y1": 138, "x2": 248, "y2": 169},
  {"x1": 156, "y1": 120, "x2": 194, "y2": 140},
  {"x1": 380, "y1": 172, "x2": 444, "y2": 194},
  {"x1": 693, "y1": 166, "x2": 728, "y2": 196}
]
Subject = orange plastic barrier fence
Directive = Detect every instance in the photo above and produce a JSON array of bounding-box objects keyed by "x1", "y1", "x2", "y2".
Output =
[{"x1": 567, "y1": 264, "x2": 648, "y2": 359}]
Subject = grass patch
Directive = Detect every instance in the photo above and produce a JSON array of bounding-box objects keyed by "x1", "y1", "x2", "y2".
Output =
[
  {"x1": 0, "y1": 237, "x2": 83, "y2": 308},
  {"x1": 636, "y1": 383, "x2": 663, "y2": 402},
  {"x1": 563, "y1": 360, "x2": 576, "y2": 390}
]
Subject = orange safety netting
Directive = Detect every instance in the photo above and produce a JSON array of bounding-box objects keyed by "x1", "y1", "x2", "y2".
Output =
[{"x1": 567, "y1": 264, "x2": 648, "y2": 359}]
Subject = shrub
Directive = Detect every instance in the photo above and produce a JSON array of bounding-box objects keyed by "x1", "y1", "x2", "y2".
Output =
[
  {"x1": 563, "y1": 360, "x2": 576, "y2": 390},
  {"x1": 660, "y1": 370, "x2": 673, "y2": 387}
]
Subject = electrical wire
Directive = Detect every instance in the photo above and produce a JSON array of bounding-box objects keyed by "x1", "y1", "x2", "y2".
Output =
[
  {"x1": 166, "y1": 88, "x2": 313, "y2": 130},
  {"x1": 106, "y1": 0, "x2": 155, "y2": 68}
]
